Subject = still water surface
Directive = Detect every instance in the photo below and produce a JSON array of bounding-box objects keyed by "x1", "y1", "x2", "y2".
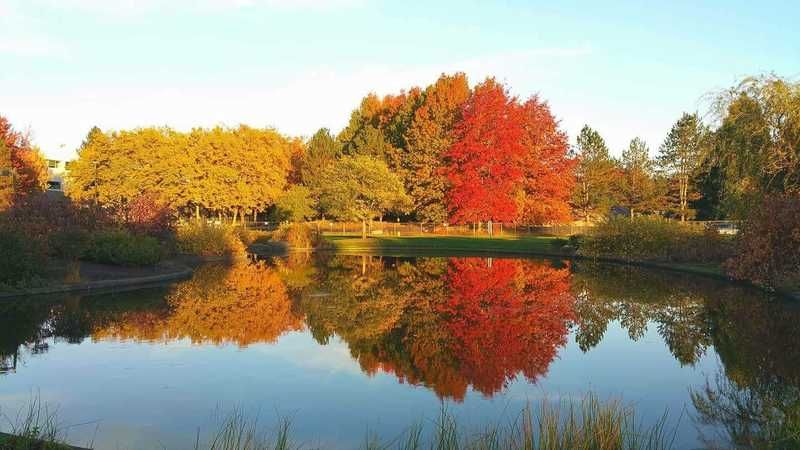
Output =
[{"x1": 1, "y1": 254, "x2": 798, "y2": 449}]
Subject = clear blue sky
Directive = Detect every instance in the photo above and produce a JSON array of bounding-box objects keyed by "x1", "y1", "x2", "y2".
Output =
[{"x1": 1, "y1": 0, "x2": 798, "y2": 160}]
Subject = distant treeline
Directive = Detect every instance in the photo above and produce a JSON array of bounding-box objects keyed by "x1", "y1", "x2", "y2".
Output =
[{"x1": 3, "y1": 73, "x2": 798, "y2": 226}]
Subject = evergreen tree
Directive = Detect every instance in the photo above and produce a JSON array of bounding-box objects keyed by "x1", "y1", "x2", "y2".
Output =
[
  {"x1": 658, "y1": 113, "x2": 706, "y2": 221},
  {"x1": 571, "y1": 125, "x2": 619, "y2": 221},
  {"x1": 620, "y1": 137, "x2": 661, "y2": 216}
]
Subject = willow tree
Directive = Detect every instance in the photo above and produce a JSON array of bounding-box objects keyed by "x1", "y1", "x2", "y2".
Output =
[
  {"x1": 708, "y1": 75, "x2": 800, "y2": 215},
  {"x1": 319, "y1": 155, "x2": 410, "y2": 238}
]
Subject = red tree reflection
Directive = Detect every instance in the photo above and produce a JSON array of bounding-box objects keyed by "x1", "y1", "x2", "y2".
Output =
[{"x1": 438, "y1": 258, "x2": 575, "y2": 396}]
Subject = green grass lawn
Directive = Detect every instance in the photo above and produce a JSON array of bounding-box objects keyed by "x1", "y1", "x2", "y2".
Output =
[
  {"x1": 322, "y1": 234, "x2": 734, "y2": 279},
  {"x1": 324, "y1": 234, "x2": 566, "y2": 256}
]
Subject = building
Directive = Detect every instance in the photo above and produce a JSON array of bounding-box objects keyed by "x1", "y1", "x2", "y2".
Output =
[{"x1": 46, "y1": 159, "x2": 73, "y2": 192}]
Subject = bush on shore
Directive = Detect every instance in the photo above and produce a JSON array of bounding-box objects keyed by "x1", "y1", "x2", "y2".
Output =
[
  {"x1": 83, "y1": 229, "x2": 162, "y2": 266},
  {"x1": 0, "y1": 228, "x2": 46, "y2": 286},
  {"x1": 176, "y1": 220, "x2": 246, "y2": 257},
  {"x1": 270, "y1": 222, "x2": 325, "y2": 249},
  {"x1": 579, "y1": 216, "x2": 733, "y2": 264},
  {"x1": 724, "y1": 195, "x2": 800, "y2": 290}
]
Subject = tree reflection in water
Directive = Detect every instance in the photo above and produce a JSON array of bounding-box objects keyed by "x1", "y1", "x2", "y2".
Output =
[
  {"x1": 298, "y1": 255, "x2": 575, "y2": 399},
  {"x1": 1, "y1": 255, "x2": 799, "y2": 447}
]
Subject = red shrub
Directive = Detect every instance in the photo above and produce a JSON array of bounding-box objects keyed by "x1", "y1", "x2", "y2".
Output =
[
  {"x1": 122, "y1": 192, "x2": 173, "y2": 236},
  {"x1": 724, "y1": 195, "x2": 800, "y2": 289}
]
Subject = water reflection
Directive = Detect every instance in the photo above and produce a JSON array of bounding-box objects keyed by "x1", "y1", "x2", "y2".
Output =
[
  {"x1": 298, "y1": 256, "x2": 575, "y2": 399},
  {"x1": 1, "y1": 255, "x2": 799, "y2": 446}
]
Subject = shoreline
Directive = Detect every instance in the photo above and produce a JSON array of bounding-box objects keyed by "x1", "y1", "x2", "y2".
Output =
[
  {"x1": 4, "y1": 236, "x2": 796, "y2": 301},
  {"x1": 320, "y1": 235, "x2": 800, "y2": 301}
]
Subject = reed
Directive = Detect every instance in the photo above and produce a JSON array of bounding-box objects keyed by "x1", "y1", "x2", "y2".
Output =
[{"x1": 3, "y1": 393, "x2": 678, "y2": 450}]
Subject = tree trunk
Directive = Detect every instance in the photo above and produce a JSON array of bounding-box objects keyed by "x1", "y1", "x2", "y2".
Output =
[
  {"x1": 361, "y1": 220, "x2": 367, "y2": 239},
  {"x1": 583, "y1": 181, "x2": 590, "y2": 222},
  {"x1": 680, "y1": 175, "x2": 688, "y2": 222},
  {"x1": 195, "y1": 205, "x2": 200, "y2": 220}
]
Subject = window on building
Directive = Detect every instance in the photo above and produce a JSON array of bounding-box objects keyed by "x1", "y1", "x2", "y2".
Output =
[
  {"x1": 65, "y1": 161, "x2": 75, "y2": 171},
  {"x1": 47, "y1": 160, "x2": 59, "y2": 169}
]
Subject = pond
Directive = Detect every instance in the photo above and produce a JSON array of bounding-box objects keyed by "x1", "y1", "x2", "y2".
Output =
[{"x1": 1, "y1": 254, "x2": 798, "y2": 449}]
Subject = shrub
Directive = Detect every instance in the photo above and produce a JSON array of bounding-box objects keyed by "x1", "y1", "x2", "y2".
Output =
[
  {"x1": 0, "y1": 228, "x2": 45, "y2": 285},
  {"x1": 121, "y1": 192, "x2": 173, "y2": 237},
  {"x1": 233, "y1": 226, "x2": 265, "y2": 247},
  {"x1": 580, "y1": 216, "x2": 732, "y2": 263},
  {"x1": 568, "y1": 234, "x2": 585, "y2": 250},
  {"x1": 176, "y1": 221, "x2": 246, "y2": 257},
  {"x1": 271, "y1": 222, "x2": 324, "y2": 249},
  {"x1": 84, "y1": 229, "x2": 162, "y2": 266},
  {"x1": 724, "y1": 196, "x2": 800, "y2": 289},
  {"x1": 48, "y1": 228, "x2": 91, "y2": 260}
]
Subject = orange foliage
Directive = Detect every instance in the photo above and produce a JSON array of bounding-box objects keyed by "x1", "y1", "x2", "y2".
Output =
[
  {"x1": 93, "y1": 262, "x2": 304, "y2": 346},
  {"x1": 0, "y1": 115, "x2": 47, "y2": 200},
  {"x1": 519, "y1": 97, "x2": 577, "y2": 224}
]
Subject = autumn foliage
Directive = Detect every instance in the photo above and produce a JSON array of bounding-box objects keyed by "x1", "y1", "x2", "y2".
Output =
[
  {"x1": 0, "y1": 115, "x2": 47, "y2": 207},
  {"x1": 445, "y1": 79, "x2": 527, "y2": 223},
  {"x1": 92, "y1": 262, "x2": 304, "y2": 346},
  {"x1": 724, "y1": 195, "x2": 800, "y2": 289},
  {"x1": 439, "y1": 258, "x2": 575, "y2": 395},
  {"x1": 298, "y1": 255, "x2": 575, "y2": 400},
  {"x1": 444, "y1": 80, "x2": 575, "y2": 225}
]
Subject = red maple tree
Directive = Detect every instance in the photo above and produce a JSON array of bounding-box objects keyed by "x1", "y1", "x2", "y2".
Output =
[
  {"x1": 519, "y1": 97, "x2": 576, "y2": 224},
  {"x1": 444, "y1": 79, "x2": 526, "y2": 224}
]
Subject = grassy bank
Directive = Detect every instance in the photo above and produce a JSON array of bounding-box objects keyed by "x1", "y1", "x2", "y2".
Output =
[
  {"x1": 321, "y1": 234, "x2": 733, "y2": 282},
  {"x1": 324, "y1": 234, "x2": 565, "y2": 256}
]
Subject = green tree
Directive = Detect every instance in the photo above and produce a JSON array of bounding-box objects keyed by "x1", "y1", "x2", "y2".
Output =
[
  {"x1": 658, "y1": 113, "x2": 706, "y2": 221},
  {"x1": 319, "y1": 155, "x2": 410, "y2": 238},
  {"x1": 301, "y1": 128, "x2": 341, "y2": 201},
  {"x1": 275, "y1": 185, "x2": 315, "y2": 222},
  {"x1": 708, "y1": 75, "x2": 800, "y2": 216},
  {"x1": 620, "y1": 137, "x2": 661, "y2": 216},
  {"x1": 344, "y1": 125, "x2": 396, "y2": 161},
  {"x1": 571, "y1": 125, "x2": 620, "y2": 221}
]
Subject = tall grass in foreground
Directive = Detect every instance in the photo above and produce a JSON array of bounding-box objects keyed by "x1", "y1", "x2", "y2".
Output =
[
  {"x1": 3, "y1": 393, "x2": 678, "y2": 450},
  {"x1": 0, "y1": 395, "x2": 73, "y2": 450},
  {"x1": 197, "y1": 394, "x2": 677, "y2": 450},
  {"x1": 196, "y1": 409, "x2": 291, "y2": 450}
]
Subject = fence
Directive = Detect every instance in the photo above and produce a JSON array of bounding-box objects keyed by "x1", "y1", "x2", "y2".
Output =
[{"x1": 274, "y1": 221, "x2": 596, "y2": 237}]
